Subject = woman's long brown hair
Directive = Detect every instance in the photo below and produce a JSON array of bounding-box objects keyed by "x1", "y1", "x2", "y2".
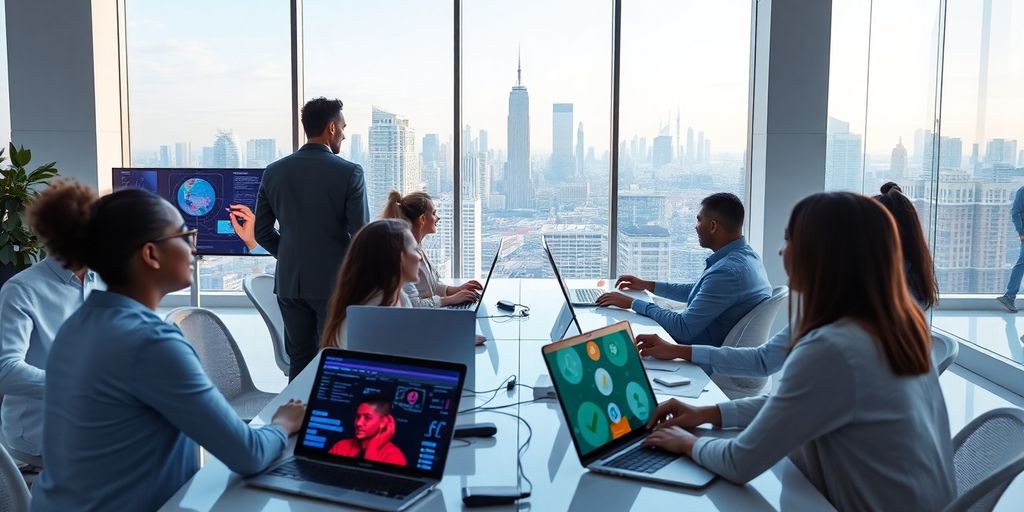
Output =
[
  {"x1": 873, "y1": 183, "x2": 939, "y2": 309},
  {"x1": 320, "y1": 219, "x2": 412, "y2": 349},
  {"x1": 787, "y1": 192, "x2": 931, "y2": 376}
]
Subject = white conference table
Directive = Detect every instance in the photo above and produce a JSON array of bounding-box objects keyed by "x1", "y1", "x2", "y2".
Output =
[{"x1": 160, "y1": 278, "x2": 834, "y2": 511}]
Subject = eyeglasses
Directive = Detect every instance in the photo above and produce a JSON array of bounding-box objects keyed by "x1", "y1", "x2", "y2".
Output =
[{"x1": 150, "y1": 229, "x2": 199, "y2": 249}]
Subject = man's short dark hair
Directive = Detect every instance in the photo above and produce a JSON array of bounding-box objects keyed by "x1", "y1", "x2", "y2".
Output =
[
  {"x1": 301, "y1": 97, "x2": 344, "y2": 137},
  {"x1": 360, "y1": 393, "x2": 392, "y2": 415},
  {"x1": 700, "y1": 192, "x2": 745, "y2": 232}
]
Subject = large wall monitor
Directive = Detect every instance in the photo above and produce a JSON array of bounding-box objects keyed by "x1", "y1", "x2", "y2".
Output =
[{"x1": 112, "y1": 167, "x2": 266, "y2": 256}]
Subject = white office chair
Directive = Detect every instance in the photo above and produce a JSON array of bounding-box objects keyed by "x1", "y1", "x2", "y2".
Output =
[
  {"x1": 165, "y1": 307, "x2": 275, "y2": 422},
  {"x1": 945, "y1": 407, "x2": 1024, "y2": 512},
  {"x1": 711, "y1": 286, "x2": 789, "y2": 399},
  {"x1": 243, "y1": 274, "x2": 289, "y2": 376},
  {"x1": 0, "y1": 444, "x2": 30, "y2": 512},
  {"x1": 931, "y1": 331, "x2": 959, "y2": 375}
]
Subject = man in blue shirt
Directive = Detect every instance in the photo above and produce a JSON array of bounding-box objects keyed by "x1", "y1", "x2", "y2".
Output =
[
  {"x1": 0, "y1": 257, "x2": 100, "y2": 468},
  {"x1": 597, "y1": 193, "x2": 771, "y2": 347},
  {"x1": 998, "y1": 185, "x2": 1024, "y2": 313}
]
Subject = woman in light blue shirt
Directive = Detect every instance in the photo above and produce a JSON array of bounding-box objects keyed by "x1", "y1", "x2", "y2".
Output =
[
  {"x1": 642, "y1": 192, "x2": 954, "y2": 511},
  {"x1": 28, "y1": 179, "x2": 306, "y2": 512},
  {"x1": 636, "y1": 182, "x2": 939, "y2": 380}
]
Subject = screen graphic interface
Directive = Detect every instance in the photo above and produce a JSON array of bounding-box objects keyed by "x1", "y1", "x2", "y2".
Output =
[
  {"x1": 300, "y1": 355, "x2": 462, "y2": 475},
  {"x1": 112, "y1": 168, "x2": 264, "y2": 256},
  {"x1": 545, "y1": 328, "x2": 655, "y2": 456}
]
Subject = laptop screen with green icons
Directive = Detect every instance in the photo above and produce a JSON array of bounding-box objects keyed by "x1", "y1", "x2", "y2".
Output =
[{"x1": 542, "y1": 321, "x2": 657, "y2": 464}]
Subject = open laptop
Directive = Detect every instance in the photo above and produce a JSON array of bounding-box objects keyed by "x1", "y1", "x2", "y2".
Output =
[
  {"x1": 541, "y1": 235, "x2": 609, "y2": 306},
  {"x1": 247, "y1": 349, "x2": 467, "y2": 511},
  {"x1": 347, "y1": 306, "x2": 477, "y2": 384},
  {"x1": 550, "y1": 296, "x2": 583, "y2": 343},
  {"x1": 542, "y1": 321, "x2": 715, "y2": 488},
  {"x1": 446, "y1": 237, "x2": 507, "y2": 311}
]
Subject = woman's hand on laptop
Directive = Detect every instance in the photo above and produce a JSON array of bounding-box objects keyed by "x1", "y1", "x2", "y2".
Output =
[
  {"x1": 615, "y1": 274, "x2": 655, "y2": 292},
  {"x1": 456, "y1": 280, "x2": 483, "y2": 292},
  {"x1": 271, "y1": 399, "x2": 307, "y2": 435},
  {"x1": 635, "y1": 334, "x2": 690, "y2": 361},
  {"x1": 647, "y1": 399, "x2": 722, "y2": 431},
  {"x1": 643, "y1": 426, "x2": 698, "y2": 456},
  {"x1": 441, "y1": 289, "x2": 480, "y2": 306}
]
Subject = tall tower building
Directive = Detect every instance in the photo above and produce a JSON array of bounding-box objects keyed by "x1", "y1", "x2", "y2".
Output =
[
  {"x1": 986, "y1": 139, "x2": 1018, "y2": 166},
  {"x1": 478, "y1": 129, "x2": 489, "y2": 155},
  {"x1": 890, "y1": 138, "x2": 908, "y2": 178},
  {"x1": 422, "y1": 133, "x2": 440, "y2": 167},
  {"x1": 550, "y1": 103, "x2": 574, "y2": 183},
  {"x1": 618, "y1": 225, "x2": 672, "y2": 282},
  {"x1": 368, "y1": 107, "x2": 419, "y2": 214},
  {"x1": 175, "y1": 142, "x2": 191, "y2": 168},
  {"x1": 212, "y1": 130, "x2": 240, "y2": 168},
  {"x1": 652, "y1": 134, "x2": 673, "y2": 168},
  {"x1": 506, "y1": 53, "x2": 532, "y2": 209},
  {"x1": 246, "y1": 138, "x2": 276, "y2": 168},
  {"x1": 575, "y1": 122, "x2": 585, "y2": 177},
  {"x1": 159, "y1": 145, "x2": 171, "y2": 167},
  {"x1": 824, "y1": 117, "x2": 862, "y2": 192},
  {"x1": 542, "y1": 225, "x2": 607, "y2": 279},
  {"x1": 349, "y1": 134, "x2": 365, "y2": 164},
  {"x1": 686, "y1": 127, "x2": 695, "y2": 164}
]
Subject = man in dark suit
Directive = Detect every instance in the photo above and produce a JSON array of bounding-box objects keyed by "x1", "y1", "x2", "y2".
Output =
[{"x1": 255, "y1": 97, "x2": 369, "y2": 380}]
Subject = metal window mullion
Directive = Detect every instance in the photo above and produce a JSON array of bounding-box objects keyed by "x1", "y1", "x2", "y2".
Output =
[{"x1": 609, "y1": 0, "x2": 622, "y2": 279}]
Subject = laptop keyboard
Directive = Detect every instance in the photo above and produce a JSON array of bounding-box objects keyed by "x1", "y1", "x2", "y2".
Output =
[
  {"x1": 605, "y1": 445, "x2": 678, "y2": 474},
  {"x1": 574, "y1": 288, "x2": 604, "y2": 303},
  {"x1": 447, "y1": 300, "x2": 477, "y2": 310},
  {"x1": 268, "y1": 459, "x2": 425, "y2": 499}
]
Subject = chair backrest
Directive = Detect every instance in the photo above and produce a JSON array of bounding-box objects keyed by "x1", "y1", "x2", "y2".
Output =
[
  {"x1": 932, "y1": 331, "x2": 959, "y2": 375},
  {"x1": 165, "y1": 307, "x2": 255, "y2": 400},
  {"x1": 0, "y1": 444, "x2": 30, "y2": 512},
  {"x1": 712, "y1": 286, "x2": 789, "y2": 398},
  {"x1": 945, "y1": 407, "x2": 1024, "y2": 512},
  {"x1": 243, "y1": 274, "x2": 289, "y2": 375}
]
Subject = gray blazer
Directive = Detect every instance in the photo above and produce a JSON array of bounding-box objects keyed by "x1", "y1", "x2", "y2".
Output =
[{"x1": 255, "y1": 143, "x2": 369, "y2": 300}]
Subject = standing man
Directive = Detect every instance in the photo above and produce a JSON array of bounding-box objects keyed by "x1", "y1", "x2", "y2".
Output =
[
  {"x1": 998, "y1": 185, "x2": 1024, "y2": 313},
  {"x1": 256, "y1": 97, "x2": 369, "y2": 379}
]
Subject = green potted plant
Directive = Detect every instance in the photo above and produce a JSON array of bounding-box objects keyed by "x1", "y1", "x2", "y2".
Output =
[{"x1": 0, "y1": 143, "x2": 59, "y2": 287}]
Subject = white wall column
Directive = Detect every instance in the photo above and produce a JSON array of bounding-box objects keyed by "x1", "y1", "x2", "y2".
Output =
[
  {"x1": 748, "y1": 0, "x2": 832, "y2": 285},
  {"x1": 6, "y1": 0, "x2": 126, "y2": 192}
]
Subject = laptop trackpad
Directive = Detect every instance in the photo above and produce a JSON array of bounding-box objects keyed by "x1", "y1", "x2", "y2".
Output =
[{"x1": 655, "y1": 457, "x2": 715, "y2": 487}]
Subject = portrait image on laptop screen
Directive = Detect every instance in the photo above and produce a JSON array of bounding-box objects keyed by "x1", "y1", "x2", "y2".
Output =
[
  {"x1": 543, "y1": 323, "x2": 657, "y2": 458},
  {"x1": 297, "y1": 352, "x2": 465, "y2": 476},
  {"x1": 111, "y1": 167, "x2": 265, "y2": 256}
]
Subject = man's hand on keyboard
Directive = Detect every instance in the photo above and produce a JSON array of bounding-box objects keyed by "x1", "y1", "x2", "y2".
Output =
[{"x1": 596, "y1": 291, "x2": 633, "y2": 309}]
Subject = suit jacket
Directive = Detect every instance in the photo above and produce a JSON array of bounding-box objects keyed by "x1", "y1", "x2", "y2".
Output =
[{"x1": 255, "y1": 143, "x2": 369, "y2": 299}]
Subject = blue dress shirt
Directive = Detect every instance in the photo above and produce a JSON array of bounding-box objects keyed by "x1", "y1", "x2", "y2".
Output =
[
  {"x1": 32, "y1": 291, "x2": 287, "y2": 512},
  {"x1": 0, "y1": 257, "x2": 100, "y2": 456},
  {"x1": 1012, "y1": 186, "x2": 1024, "y2": 236},
  {"x1": 631, "y1": 237, "x2": 772, "y2": 347}
]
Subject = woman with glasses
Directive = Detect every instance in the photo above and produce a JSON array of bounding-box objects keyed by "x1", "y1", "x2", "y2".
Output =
[
  {"x1": 642, "y1": 192, "x2": 954, "y2": 510},
  {"x1": 381, "y1": 190, "x2": 482, "y2": 308},
  {"x1": 29, "y1": 180, "x2": 306, "y2": 512}
]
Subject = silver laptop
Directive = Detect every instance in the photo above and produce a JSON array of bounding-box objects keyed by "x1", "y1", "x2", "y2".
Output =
[
  {"x1": 347, "y1": 306, "x2": 477, "y2": 384},
  {"x1": 542, "y1": 321, "x2": 715, "y2": 488},
  {"x1": 541, "y1": 235, "x2": 609, "y2": 306},
  {"x1": 446, "y1": 237, "x2": 507, "y2": 311},
  {"x1": 247, "y1": 349, "x2": 467, "y2": 511}
]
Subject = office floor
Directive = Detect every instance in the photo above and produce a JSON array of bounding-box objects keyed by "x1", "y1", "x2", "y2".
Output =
[{"x1": 180, "y1": 307, "x2": 1024, "y2": 511}]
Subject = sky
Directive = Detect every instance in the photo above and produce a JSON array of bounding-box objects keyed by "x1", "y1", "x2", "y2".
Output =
[{"x1": 0, "y1": 0, "x2": 1010, "y2": 164}]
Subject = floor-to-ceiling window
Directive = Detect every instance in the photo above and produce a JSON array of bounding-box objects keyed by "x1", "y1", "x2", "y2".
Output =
[{"x1": 124, "y1": 0, "x2": 290, "y2": 292}]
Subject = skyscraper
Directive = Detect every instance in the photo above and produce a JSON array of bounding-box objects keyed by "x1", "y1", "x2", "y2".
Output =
[
  {"x1": 350, "y1": 134, "x2": 365, "y2": 164},
  {"x1": 175, "y1": 142, "x2": 191, "y2": 168},
  {"x1": 618, "y1": 225, "x2": 672, "y2": 281},
  {"x1": 686, "y1": 127, "x2": 695, "y2": 164},
  {"x1": 422, "y1": 133, "x2": 440, "y2": 167},
  {"x1": 824, "y1": 117, "x2": 862, "y2": 192},
  {"x1": 506, "y1": 54, "x2": 532, "y2": 209},
  {"x1": 478, "y1": 129, "x2": 488, "y2": 155},
  {"x1": 368, "y1": 107, "x2": 419, "y2": 214},
  {"x1": 575, "y1": 122, "x2": 585, "y2": 177},
  {"x1": 550, "y1": 103, "x2": 574, "y2": 183},
  {"x1": 986, "y1": 139, "x2": 1018, "y2": 166},
  {"x1": 212, "y1": 130, "x2": 240, "y2": 168},
  {"x1": 159, "y1": 145, "x2": 171, "y2": 167},
  {"x1": 940, "y1": 137, "x2": 963, "y2": 170},
  {"x1": 542, "y1": 225, "x2": 606, "y2": 279},
  {"x1": 620, "y1": 192, "x2": 668, "y2": 227},
  {"x1": 246, "y1": 138, "x2": 276, "y2": 168},
  {"x1": 890, "y1": 138, "x2": 908, "y2": 177},
  {"x1": 652, "y1": 134, "x2": 673, "y2": 168}
]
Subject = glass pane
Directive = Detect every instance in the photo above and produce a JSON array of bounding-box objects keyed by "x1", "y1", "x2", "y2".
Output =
[
  {"x1": 125, "y1": 0, "x2": 288, "y2": 291},
  {"x1": 930, "y1": 0, "x2": 1024, "y2": 364},
  {"x1": 824, "y1": 0, "x2": 871, "y2": 193},
  {"x1": 617, "y1": 0, "x2": 751, "y2": 282},
  {"x1": 303, "y1": 0, "x2": 454, "y2": 278},
  {"x1": 463, "y1": 0, "x2": 612, "y2": 279}
]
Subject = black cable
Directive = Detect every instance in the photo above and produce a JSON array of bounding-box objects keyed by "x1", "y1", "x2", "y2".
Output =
[
  {"x1": 462, "y1": 374, "x2": 517, "y2": 396},
  {"x1": 459, "y1": 375, "x2": 517, "y2": 412},
  {"x1": 478, "y1": 409, "x2": 534, "y2": 496},
  {"x1": 458, "y1": 396, "x2": 554, "y2": 415}
]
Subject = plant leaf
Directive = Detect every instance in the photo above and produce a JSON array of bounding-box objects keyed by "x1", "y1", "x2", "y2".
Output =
[{"x1": 0, "y1": 244, "x2": 14, "y2": 265}]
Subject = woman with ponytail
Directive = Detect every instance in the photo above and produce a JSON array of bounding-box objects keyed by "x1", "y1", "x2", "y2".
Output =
[
  {"x1": 30, "y1": 179, "x2": 306, "y2": 512},
  {"x1": 380, "y1": 190, "x2": 482, "y2": 308}
]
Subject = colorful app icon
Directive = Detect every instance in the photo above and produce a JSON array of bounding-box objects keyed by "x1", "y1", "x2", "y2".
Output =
[
  {"x1": 625, "y1": 381, "x2": 651, "y2": 422},
  {"x1": 603, "y1": 331, "x2": 629, "y2": 367},
  {"x1": 607, "y1": 402, "x2": 623, "y2": 424},
  {"x1": 558, "y1": 348, "x2": 584, "y2": 385},
  {"x1": 586, "y1": 340, "x2": 601, "y2": 361},
  {"x1": 576, "y1": 402, "x2": 609, "y2": 448},
  {"x1": 594, "y1": 368, "x2": 613, "y2": 396}
]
